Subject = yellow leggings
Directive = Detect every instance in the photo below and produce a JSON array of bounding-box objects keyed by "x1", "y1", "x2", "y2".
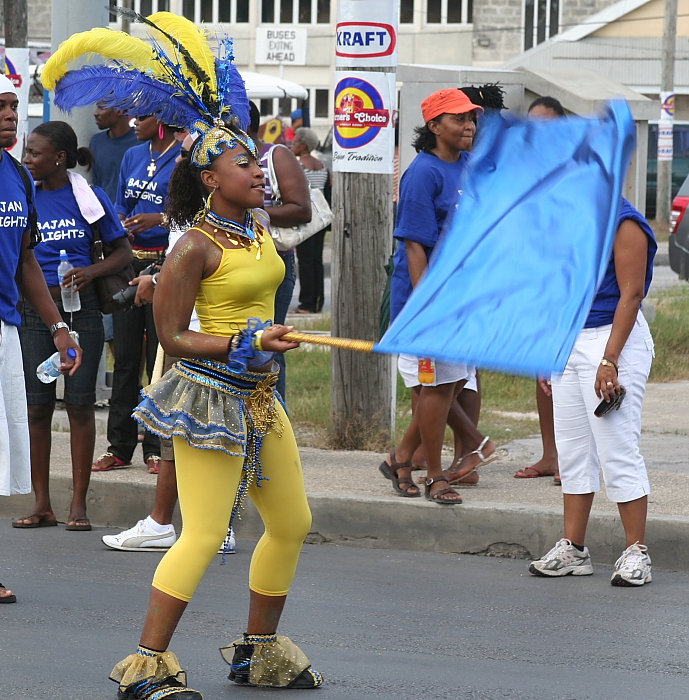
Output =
[{"x1": 152, "y1": 402, "x2": 312, "y2": 602}]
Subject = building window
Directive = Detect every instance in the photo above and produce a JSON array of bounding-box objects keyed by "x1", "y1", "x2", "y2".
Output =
[
  {"x1": 425, "y1": 0, "x2": 470, "y2": 24},
  {"x1": 314, "y1": 89, "x2": 329, "y2": 118},
  {"x1": 134, "y1": 0, "x2": 248, "y2": 23},
  {"x1": 262, "y1": 0, "x2": 330, "y2": 23},
  {"x1": 260, "y1": 99, "x2": 274, "y2": 117},
  {"x1": 523, "y1": 0, "x2": 559, "y2": 50},
  {"x1": 400, "y1": 0, "x2": 414, "y2": 23}
]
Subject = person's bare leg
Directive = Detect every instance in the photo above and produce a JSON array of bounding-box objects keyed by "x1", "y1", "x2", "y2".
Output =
[
  {"x1": 387, "y1": 386, "x2": 422, "y2": 494},
  {"x1": 563, "y1": 493, "x2": 595, "y2": 546},
  {"x1": 453, "y1": 386, "x2": 481, "y2": 458},
  {"x1": 139, "y1": 588, "x2": 188, "y2": 651},
  {"x1": 66, "y1": 403, "x2": 95, "y2": 523},
  {"x1": 14, "y1": 402, "x2": 56, "y2": 525},
  {"x1": 617, "y1": 496, "x2": 648, "y2": 547},
  {"x1": 515, "y1": 381, "x2": 559, "y2": 478},
  {"x1": 247, "y1": 591, "x2": 288, "y2": 634},
  {"x1": 416, "y1": 383, "x2": 461, "y2": 502},
  {"x1": 445, "y1": 393, "x2": 496, "y2": 481},
  {"x1": 149, "y1": 460, "x2": 178, "y2": 526}
]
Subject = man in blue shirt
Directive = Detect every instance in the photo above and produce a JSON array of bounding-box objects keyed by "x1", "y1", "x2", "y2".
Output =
[
  {"x1": 89, "y1": 105, "x2": 137, "y2": 204},
  {"x1": 0, "y1": 75, "x2": 81, "y2": 603}
]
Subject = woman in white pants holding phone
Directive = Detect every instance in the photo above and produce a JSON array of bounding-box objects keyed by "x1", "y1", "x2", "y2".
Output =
[{"x1": 529, "y1": 198, "x2": 657, "y2": 587}]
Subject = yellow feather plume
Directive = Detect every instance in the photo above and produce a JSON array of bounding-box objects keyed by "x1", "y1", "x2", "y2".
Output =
[
  {"x1": 42, "y1": 28, "x2": 162, "y2": 91},
  {"x1": 147, "y1": 12, "x2": 217, "y2": 95}
]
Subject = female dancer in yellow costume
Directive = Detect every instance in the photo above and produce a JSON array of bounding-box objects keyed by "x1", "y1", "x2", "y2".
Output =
[
  {"x1": 43, "y1": 14, "x2": 323, "y2": 696},
  {"x1": 112, "y1": 126, "x2": 323, "y2": 698}
]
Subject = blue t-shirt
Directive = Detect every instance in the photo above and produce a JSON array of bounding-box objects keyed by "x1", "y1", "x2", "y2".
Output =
[
  {"x1": 115, "y1": 141, "x2": 180, "y2": 249},
  {"x1": 0, "y1": 152, "x2": 34, "y2": 326},
  {"x1": 89, "y1": 128, "x2": 138, "y2": 203},
  {"x1": 585, "y1": 198, "x2": 657, "y2": 328},
  {"x1": 34, "y1": 184, "x2": 126, "y2": 287},
  {"x1": 390, "y1": 151, "x2": 470, "y2": 321}
]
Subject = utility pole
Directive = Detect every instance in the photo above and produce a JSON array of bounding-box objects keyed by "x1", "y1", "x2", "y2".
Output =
[
  {"x1": 656, "y1": 0, "x2": 678, "y2": 229},
  {"x1": 3, "y1": 0, "x2": 27, "y2": 47},
  {"x1": 330, "y1": 1, "x2": 398, "y2": 448}
]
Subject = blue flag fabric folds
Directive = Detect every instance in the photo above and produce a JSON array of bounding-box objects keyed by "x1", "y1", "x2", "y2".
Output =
[{"x1": 375, "y1": 101, "x2": 636, "y2": 377}]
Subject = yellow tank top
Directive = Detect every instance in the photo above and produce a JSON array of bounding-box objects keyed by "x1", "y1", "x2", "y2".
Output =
[{"x1": 192, "y1": 214, "x2": 285, "y2": 336}]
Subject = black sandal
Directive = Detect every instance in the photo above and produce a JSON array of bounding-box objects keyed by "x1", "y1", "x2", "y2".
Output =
[
  {"x1": 424, "y1": 476, "x2": 462, "y2": 505},
  {"x1": 379, "y1": 451, "x2": 420, "y2": 497}
]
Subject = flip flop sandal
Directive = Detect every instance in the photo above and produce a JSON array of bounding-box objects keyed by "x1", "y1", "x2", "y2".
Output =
[
  {"x1": 12, "y1": 513, "x2": 58, "y2": 529},
  {"x1": 379, "y1": 452, "x2": 421, "y2": 498},
  {"x1": 65, "y1": 517, "x2": 92, "y2": 531},
  {"x1": 0, "y1": 584, "x2": 16, "y2": 604},
  {"x1": 446, "y1": 436, "x2": 498, "y2": 485},
  {"x1": 553, "y1": 475, "x2": 562, "y2": 486},
  {"x1": 514, "y1": 466, "x2": 552, "y2": 479},
  {"x1": 424, "y1": 476, "x2": 462, "y2": 505}
]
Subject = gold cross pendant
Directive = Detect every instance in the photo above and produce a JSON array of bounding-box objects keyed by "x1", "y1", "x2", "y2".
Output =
[{"x1": 147, "y1": 162, "x2": 157, "y2": 178}]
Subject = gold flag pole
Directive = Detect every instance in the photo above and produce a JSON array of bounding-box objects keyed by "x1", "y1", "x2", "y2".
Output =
[{"x1": 282, "y1": 331, "x2": 375, "y2": 353}]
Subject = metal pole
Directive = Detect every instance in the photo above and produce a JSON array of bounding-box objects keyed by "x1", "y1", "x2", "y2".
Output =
[
  {"x1": 50, "y1": 0, "x2": 110, "y2": 171},
  {"x1": 656, "y1": 0, "x2": 678, "y2": 229}
]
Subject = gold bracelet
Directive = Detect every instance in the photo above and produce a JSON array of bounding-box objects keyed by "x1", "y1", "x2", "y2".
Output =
[{"x1": 160, "y1": 212, "x2": 170, "y2": 228}]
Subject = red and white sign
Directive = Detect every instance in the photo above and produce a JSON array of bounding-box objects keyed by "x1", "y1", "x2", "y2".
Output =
[
  {"x1": 336, "y1": 0, "x2": 399, "y2": 68},
  {"x1": 0, "y1": 48, "x2": 30, "y2": 156}
]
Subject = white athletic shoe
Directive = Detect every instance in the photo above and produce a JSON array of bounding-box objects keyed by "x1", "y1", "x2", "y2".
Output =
[
  {"x1": 611, "y1": 543, "x2": 652, "y2": 587},
  {"x1": 102, "y1": 519, "x2": 177, "y2": 552},
  {"x1": 218, "y1": 527, "x2": 236, "y2": 555},
  {"x1": 528, "y1": 538, "x2": 594, "y2": 577}
]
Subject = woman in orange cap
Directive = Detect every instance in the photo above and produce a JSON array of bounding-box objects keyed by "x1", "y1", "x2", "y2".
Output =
[{"x1": 380, "y1": 89, "x2": 497, "y2": 505}]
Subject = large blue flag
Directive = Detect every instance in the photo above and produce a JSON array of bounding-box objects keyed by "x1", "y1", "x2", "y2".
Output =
[{"x1": 375, "y1": 101, "x2": 636, "y2": 377}]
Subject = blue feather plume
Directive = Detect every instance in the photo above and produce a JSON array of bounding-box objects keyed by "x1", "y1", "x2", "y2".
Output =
[
  {"x1": 53, "y1": 65, "x2": 201, "y2": 129},
  {"x1": 218, "y1": 62, "x2": 250, "y2": 131}
]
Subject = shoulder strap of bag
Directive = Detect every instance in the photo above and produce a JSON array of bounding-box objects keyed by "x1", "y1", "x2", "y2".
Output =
[
  {"x1": 7, "y1": 152, "x2": 40, "y2": 249},
  {"x1": 266, "y1": 144, "x2": 282, "y2": 204},
  {"x1": 89, "y1": 185, "x2": 106, "y2": 262}
]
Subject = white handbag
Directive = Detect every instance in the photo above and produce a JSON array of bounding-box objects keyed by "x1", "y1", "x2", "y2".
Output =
[{"x1": 266, "y1": 145, "x2": 333, "y2": 251}]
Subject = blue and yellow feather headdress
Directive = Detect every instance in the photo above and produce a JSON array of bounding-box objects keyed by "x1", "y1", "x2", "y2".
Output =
[{"x1": 42, "y1": 10, "x2": 257, "y2": 168}]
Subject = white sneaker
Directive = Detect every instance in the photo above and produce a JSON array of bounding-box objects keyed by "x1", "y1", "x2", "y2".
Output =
[
  {"x1": 528, "y1": 538, "x2": 594, "y2": 577},
  {"x1": 102, "y1": 519, "x2": 177, "y2": 551},
  {"x1": 611, "y1": 543, "x2": 652, "y2": 587},
  {"x1": 218, "y1": 527, "x2": 236, "y2": 555}
]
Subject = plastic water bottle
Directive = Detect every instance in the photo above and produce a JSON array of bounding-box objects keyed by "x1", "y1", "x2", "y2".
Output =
[
  {"x1": 418, "y1": 358, "x2": 436, "y2": 385},
  {"x1": 36, "y1": 347, "x2": 78, "y2": 384},
  {"x1": 57, "y1": 250, "x2": 81, "y2": 312}
]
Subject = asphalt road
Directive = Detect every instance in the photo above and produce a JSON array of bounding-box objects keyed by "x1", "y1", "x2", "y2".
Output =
[{"x1": 2, "y1": 520, "x2": 688, "y2": 700}]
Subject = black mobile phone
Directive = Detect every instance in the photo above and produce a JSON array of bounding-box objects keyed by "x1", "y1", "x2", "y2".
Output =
[{"x1": 594, "y1": 385, "x2": 626, "y2": 418}]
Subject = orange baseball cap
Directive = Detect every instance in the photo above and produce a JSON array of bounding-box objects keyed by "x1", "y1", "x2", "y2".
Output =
[{"x1": 421, "y1": 89, "x2": 484, "y2": 123}]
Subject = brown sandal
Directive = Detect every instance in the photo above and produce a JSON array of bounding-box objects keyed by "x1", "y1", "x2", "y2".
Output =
[
  {"x1": 424, "y1": 476, "x2": 462, "y2": 505},
  {"x1": 379, "y1": 451, "x2": 421, "y2": 498}
]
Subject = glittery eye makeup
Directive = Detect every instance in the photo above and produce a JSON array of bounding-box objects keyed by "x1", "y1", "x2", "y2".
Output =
[{"x1": 232, "y1": 154, "x2": 251, "y2": 167}]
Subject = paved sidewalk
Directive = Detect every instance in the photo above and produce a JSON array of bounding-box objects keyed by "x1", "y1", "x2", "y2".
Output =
[{"x1": 3, "y1": 380, "x2": 688, "y2": 571}]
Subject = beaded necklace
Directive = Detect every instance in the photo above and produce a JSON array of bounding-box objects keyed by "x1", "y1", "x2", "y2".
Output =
[{"x1": 205, "y1": 209, "x2": 263, "y2": 259}]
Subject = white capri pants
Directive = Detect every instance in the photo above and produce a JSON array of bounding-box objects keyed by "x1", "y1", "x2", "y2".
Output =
[
  {"x1": 551, "y1": 312, "x2": 653, "y2": 503},
  {"x1": 0, "y1": 321, "x2": 31, "y2": 496},
  {"x1": 398, "y1": 353, "x2": 477, "y2": 390}
]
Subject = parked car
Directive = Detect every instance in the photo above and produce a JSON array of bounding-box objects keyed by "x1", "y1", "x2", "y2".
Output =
[{"x1": 669, "y1": 176, "x2": 689, "y2": 279}]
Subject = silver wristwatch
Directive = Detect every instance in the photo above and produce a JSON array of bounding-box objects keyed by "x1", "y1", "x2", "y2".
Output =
[{"x1": 50, "y1": 321, "x2": 69, "y2": 336}]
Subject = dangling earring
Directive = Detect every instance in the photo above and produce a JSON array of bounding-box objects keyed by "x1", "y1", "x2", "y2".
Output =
[
  {"x1": 202, "y1": 187, "x2": 217, "y2": 220},
  {"x1": 158, "y1": 122, "x2": 165, "y2": 140}
]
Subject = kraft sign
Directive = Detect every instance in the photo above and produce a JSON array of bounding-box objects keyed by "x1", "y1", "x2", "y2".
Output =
[
  {"x1": 336, "y1": 23, "x2": 396, "y2": 60},
  {"x1": 335, "y1": 0, "x2": 399, "y2": 68}
]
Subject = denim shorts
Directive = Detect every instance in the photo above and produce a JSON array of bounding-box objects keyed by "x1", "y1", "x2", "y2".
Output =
[{"x1": 20, "y1": 289, "x2": 105, "y2": 405}]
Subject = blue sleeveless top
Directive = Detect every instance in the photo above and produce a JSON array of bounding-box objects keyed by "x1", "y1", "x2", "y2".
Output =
[{"x1": 585, "y1": 198, "x2": 657, "y2": 328}]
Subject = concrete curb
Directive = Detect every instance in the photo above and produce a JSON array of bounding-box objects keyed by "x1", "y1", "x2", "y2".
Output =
[{"x1": 3, "y1": 475, "x2": 688, "y2": 573}]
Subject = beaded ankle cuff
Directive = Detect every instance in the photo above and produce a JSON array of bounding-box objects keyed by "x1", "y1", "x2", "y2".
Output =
[
  {"x1": 136, "y1": 645, "x2": 160, "y2": 658},
  {"x1": 242, "y1": 633, "x2": 277, "y2": 645}
]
